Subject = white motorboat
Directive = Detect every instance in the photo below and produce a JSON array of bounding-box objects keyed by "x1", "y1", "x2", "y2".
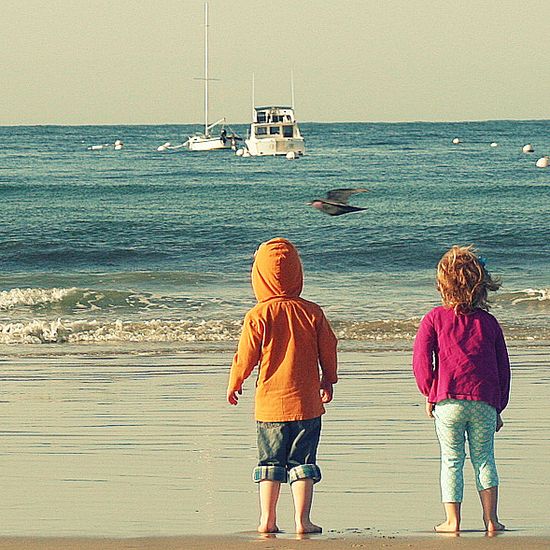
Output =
[{"x1": 244, "y1": 105, "x2": 305, "y2": 157}]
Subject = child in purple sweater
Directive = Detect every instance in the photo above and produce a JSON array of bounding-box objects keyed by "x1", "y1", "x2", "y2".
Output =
[{"x1": 413, "y1": 245, "x2": 511, "y2": 533}]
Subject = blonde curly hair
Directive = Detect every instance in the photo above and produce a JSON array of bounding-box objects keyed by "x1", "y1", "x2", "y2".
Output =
[{"x1": 436, "y1": 245, "x2": 501, "y2": 314}]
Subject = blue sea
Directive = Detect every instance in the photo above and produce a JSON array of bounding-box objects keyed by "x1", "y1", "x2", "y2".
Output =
[{"x1": 1, "y1": 121, "x2": 549, "y2": 351}]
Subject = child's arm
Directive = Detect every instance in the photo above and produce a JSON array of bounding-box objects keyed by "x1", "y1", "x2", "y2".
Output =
[
  {"x1": 317, "y1": 312, "x2": 338, "y2": 401},
  {"x1": 227, "y1": 312, "x2": 262, "y2": 406},
  {"x1": 412, "y1": 313, "x2": 437, "y2": 397},
  {"x1": 495, "y1": 323, "x2": 511, "y2": 413}
]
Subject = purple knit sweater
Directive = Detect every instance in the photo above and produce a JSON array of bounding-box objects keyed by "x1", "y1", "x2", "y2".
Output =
[{"x1": 413, "y1": 306, "x2": 511, "y2": 413}]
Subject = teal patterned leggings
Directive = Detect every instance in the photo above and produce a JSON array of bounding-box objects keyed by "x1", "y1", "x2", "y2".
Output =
[{"x1": 434, "y1": 399, "x2": 499, "y2": 503}]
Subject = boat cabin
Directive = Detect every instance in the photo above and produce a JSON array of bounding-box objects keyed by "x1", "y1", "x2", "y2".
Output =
[
  {"x1": 245, "y1": 105, "x2": 305, "y2": 156},
  {"x1": 251, "y1": 106, "x2": 300, "y2": 139}
]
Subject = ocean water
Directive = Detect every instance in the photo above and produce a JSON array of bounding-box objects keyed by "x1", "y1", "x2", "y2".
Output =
[{"x1": 1, "y1": 121, "x2": 549, "y2": 350}]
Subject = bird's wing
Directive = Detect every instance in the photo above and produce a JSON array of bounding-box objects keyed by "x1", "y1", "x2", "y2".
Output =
[
  {"x1": 325, "y1": 188, "x2": 369, "y2": 204},
  {"x1": 320, "y1": 203, "x2": 346, "y2": 216},
  {"x1": 320, "y1": 202, "x2": 367, "y2": 216}
]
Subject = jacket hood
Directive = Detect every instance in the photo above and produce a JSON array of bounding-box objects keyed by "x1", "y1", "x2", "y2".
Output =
[{"x1": 252, "y1": 238, "x2": 303, "y2": 302}]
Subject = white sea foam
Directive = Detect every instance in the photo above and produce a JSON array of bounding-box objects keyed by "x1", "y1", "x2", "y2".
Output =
[
  {"x1": 0, "y1": 314, "x2": 547, "y2": 346},
  {"x1": 0, "y1": 287, "x2": 78, "y2": 310},
  {"x1": 0, "y1": 317, "x2": 422, "y2": 345},
  {"x1": 0, "y1": 318, "x2": 243, "y2": 344}
]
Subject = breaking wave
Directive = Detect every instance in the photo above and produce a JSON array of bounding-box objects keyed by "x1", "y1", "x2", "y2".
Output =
[
  {"x1": 502, "y1": 288, "x2": 550, "y2": 308},
  {"x1": 0, "y1": 286, "x2": 208, "y2": 314},
  {"x1": 0, "y1": 287, "x2": 78, "y2": 310}
]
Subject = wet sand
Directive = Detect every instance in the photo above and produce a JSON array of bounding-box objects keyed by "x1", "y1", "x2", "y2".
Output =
[
  {"x1": 0, "y1": 344, "x2": 549, "y2": 543},
  {"x1": 1, "y1": 534, "x2": 550, "y2": 550}
]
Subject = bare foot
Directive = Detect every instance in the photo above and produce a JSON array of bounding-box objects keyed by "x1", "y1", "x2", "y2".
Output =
[
  {"x1": 485, "y1": 520, "x2": 505, "y2": 532},
  {"x1": 258, "y1": 522, "x2": 279, "y2": 534},
  {"x1": 296, "y1": 521, "x2": 322, "y2": 534},
  {"x1": 434, "y1": 520, "x2": 459, "y2": 533}
]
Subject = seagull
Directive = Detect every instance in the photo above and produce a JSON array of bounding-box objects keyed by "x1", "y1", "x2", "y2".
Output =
[{"x1": 309, "y1": 188, "x2": 369, "y2": 216}]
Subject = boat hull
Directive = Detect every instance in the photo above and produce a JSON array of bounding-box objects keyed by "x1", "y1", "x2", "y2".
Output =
[
  {"x1": 186, "y1": 135, "x2": 234, "y2": 151},
  {"x1": 244, "y1": 137, "x2": 305, "y2": 156}
]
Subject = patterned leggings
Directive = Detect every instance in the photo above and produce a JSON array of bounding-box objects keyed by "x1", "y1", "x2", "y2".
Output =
[{"x1": 434, "y1": 399, "x2": 499, "y2": 503}]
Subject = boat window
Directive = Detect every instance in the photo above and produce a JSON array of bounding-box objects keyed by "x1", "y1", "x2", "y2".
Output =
[
  {"x1": 272, "y1": 115, "x2": 283, "y2": 123},
  {"x1": 256, "y1": 126, "x2": 268, "y2": 136},
  {"x1": 256, "y1": 112, "x2": 267, "y2": 123},
  {"x1": 269, "y1": 126, "x2": 281, "y2": 135},
  {"x1": 283, "y1": 125, "x2": 294, "y2": 137}
]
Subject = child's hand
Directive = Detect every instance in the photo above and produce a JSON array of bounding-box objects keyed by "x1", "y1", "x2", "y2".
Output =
[
  {"x1": 496, "y1": 413, "x2": 504, "y2": 432},
  {"x1": 227, "y1": 386, "x2": 242, "y2": 406},
  {"x1": 425, "y1": 399, "x2": 435, "y2": 418},
  {"x1": 320, "y1": 381, "x2": 333, "y2": 403}
]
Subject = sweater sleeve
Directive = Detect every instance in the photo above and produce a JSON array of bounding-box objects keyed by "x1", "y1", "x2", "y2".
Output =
[
  {"x1": 317, "y1": 312, "x2": 338, "y2": 384},
  {"x1": 228, "y1": 311, "x2": 263, "y2": 391},
  {"x1": 412, "y1": 312, "x2": 437, "y2": 397},
  {"x1": 495, "y1": 322, "x2": 511, "y2": 412}
]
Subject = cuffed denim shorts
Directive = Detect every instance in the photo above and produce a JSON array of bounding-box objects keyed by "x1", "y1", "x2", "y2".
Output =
[{"x1": 253, "y1": 416, "x2": 322, "y2": 484}]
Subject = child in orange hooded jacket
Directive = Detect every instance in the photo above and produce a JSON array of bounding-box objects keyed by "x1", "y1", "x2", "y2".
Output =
[{"x1": 227, "y1": 238, "x2": 338, "y2": 534}]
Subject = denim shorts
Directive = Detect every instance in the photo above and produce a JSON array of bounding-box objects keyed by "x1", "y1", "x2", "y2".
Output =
[{"x1": 253, "y1": 416, "x2": 322, "y2": 484}]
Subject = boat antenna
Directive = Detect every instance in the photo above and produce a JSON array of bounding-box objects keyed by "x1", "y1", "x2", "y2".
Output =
[
  {"x1": 291, "y1": 69, "x2": 295, "y2": 110},
  {"x1": 204, "y1": 2, "x2": 209, "y2": 137},
  {"x1": 252, "y1": 72, "x2": 255, "y2": 120}
]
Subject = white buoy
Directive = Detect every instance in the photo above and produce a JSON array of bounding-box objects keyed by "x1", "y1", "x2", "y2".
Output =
[
  {"x1": 157, "y1": 142, "x2": 171, "y2": 152},
  {"x1": 490, "y1": 142, "x2": 498, "y2": 147},
  {"x1": 242, "y1": 150, "x2": 251, "y2": 158},
  {"x1": 452, "y1": 137, "x2": 461, "y2": 144},
  {"x1": 114, "y1": 139, "x2": 123, "y2": 150},
  {"x1": 522, "y1": 144, "x2": 534, "y2": 153},
  {"x1": 535, "y1": 156, "x2": 549, "y2": 168},
  {"x1": 286, "y1": 151, "x2": 297, "y2": 160},
  {"x1": 114, "y1": 144, "x2": 123, "y2": 150},
  {"x1": 235, "y1": 148, "x2": 244, "y2": 157}
]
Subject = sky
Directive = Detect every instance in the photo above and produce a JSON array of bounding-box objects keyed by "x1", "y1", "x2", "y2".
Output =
[{"x1": 1, "y1": 0, "x2": 549, "y2": 125}]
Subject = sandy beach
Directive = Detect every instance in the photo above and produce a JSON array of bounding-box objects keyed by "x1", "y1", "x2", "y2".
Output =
[{"x1": 1, "y1": 343, "x2": 549, "y2": 549}]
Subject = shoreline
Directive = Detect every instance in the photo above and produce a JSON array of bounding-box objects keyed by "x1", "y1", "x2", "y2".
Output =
[{"x1": 0, "y1": 336, "x2": 548, "y2": 358}]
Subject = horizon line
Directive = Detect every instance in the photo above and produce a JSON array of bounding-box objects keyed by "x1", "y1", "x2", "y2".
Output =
[{"x1": 1, "y1": 117, "x2": 549, "y2": 128}]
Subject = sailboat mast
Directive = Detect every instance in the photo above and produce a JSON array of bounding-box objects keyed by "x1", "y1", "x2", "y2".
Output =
[{"x1": 204, "y1": 3, "x2": 209, "y2": 137}]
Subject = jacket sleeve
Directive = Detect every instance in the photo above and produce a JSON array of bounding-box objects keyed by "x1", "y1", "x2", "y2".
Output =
[
  {"x1": 412, "y1": 313, "x2": 437, "y2": 397},
  {"x1": 317, "y1": 312, "x2": 338, "y2": 384},
  {"x1": 495, "y1": 323, "x2": 511, "y2": 412},
  {"x1": 228, "y1": 311, "x2": 263, "y2": 391}
]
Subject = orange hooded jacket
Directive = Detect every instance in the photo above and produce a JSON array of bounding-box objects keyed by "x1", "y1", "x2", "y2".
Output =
[{"x1": 228, "y1": 238, "x2": 338, "y2": 422}]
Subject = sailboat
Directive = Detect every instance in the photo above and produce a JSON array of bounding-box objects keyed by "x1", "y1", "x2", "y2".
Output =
[
  {"x1": 158, "y1": 3, "x2": 238, "y2": 153},
  {"x1": 185, "y1": 3, "x2": 239, "y2": 151}
]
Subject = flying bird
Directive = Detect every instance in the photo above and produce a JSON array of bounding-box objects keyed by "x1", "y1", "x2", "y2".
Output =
[{"x1": 309, "y1": 188, "x2": 370, "y2": 216}]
